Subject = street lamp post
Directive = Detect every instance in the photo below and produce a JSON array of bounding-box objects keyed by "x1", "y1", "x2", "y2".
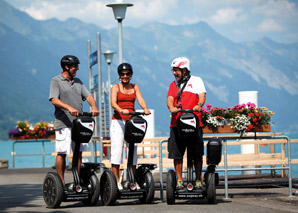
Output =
[
  {"x1": 106, "y1": 0, "x2": 133, "y2": 64},
  {"x1": 103, "y1": 50, "x2": 116, "y2": 126}
]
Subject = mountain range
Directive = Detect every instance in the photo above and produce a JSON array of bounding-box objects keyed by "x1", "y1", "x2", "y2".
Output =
[{"x1": 0, "y1": 0, "x2": 298, "y2": 140}]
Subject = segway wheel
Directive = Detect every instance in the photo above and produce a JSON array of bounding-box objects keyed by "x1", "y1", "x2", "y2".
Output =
[
  {"x1": 42, "y1": 172, "x2": 64, "y2": 208},
  {"x1": 206, "y1": 172, "x2": 216, "y2": 204},
  {"x1": 166, "y1": 169, "x2": 176, "y2": 205},
  {"x1": 139, "y1": 171, "x2": 155, "y2": 204},
  {"x1": 100, "y1": 170, "x2": 118, "y2": 206},
  {"x1": 82, "y1": 174, "x2": 100, "y2": 206}
]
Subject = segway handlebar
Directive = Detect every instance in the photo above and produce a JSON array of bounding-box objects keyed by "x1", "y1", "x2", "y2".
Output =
[
  {"x1": 121, "y1": 111, "x2": 146, "y2": 116},
  {"x1": 78, "y1": 112, "x2": 93, "y2": 117},
  {"x1": 177, "y1": 109, "x2": 194, "y2": 113}
]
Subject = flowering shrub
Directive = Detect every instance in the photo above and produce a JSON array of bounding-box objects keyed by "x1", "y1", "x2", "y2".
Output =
[
  {"x1": 8, "y1": 121, "x2": 55, "y2": 139},
  {"x1": 202, "y1": 102, "x2": 274, "y2": 135}
]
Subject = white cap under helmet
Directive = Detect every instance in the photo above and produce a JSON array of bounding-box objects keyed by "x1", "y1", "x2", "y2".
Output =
[{"x1": 171, "y1": 57, "x2": 190, "y2": 71}]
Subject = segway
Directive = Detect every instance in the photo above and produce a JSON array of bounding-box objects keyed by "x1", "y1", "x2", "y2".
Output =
[
  {"x1": 100, "y1": 112, "x2": 156, "y2": 205},
  {"x1": 42, "y1": 112, "x2": 102, "y2": 208},
  {"x1": 166, "y1": 109, "x2": 222, "y2": 204}
]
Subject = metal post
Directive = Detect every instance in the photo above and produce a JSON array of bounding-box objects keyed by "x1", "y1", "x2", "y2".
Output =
[
  {"x1": 286, "y1": 136, "x2": 293, "y2": 197},
  {"x1": 108, "y1": 63, "x2": 112, "y2": 123},
  {"x1": 42, "y1": 141, "x2": 45, "y2": 167},
  {"x1": 87, "y1": 40, "x2": 92, "y2": 92},
  {"x1": 159, "y1": 139, "x2": 166, "y2": 202},
  {"x1": 97, "y1": 32, "x2": 103, "y2": 160},
  {"x1": 118, "y1": 20, "x2": 123, "y2": 64},
  {"x1": 224, "y1": 139, "x2": 229, "y2": 199},
  {"x1": 13, "y1": 141, "x2": 15, "y2": 168},
  {"x1": 100, "y1": 140, "x2": 104, "y2": 174}
]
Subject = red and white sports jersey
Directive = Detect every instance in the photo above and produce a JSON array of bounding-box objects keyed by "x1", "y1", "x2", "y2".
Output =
[{"x1": 167, "y1": 75, "x2": 206, "y2": 127}]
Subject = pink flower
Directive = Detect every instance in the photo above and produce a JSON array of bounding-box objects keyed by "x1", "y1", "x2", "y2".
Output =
[
  {"x1": 206, "y1": 103, "x2": 212, "y2": 109},
  {"x1": 201, "y1": 107, "x2": 209, "y2": 113}
]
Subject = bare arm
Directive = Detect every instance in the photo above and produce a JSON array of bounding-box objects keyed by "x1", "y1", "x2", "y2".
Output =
[
  {"x1": 193, "y1": 92, "x2": 206, "y2": 112},
  {"x1": 167, "y1": 96, "x2": 178, "y2": 113},
  {"x1": 51, "y1": 97, "x2": 79, "y2": 116},
  {"x1": 86, "y1": 95, "x2": 100, "y2": 116},
  {"x1": 134, "y1": 84, "x2": 150, "y2": 115}
]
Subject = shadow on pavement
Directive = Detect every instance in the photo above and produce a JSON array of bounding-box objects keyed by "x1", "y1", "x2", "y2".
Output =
[{"x1": 0, "y1": 183, "x2": 43, "y2": 211}]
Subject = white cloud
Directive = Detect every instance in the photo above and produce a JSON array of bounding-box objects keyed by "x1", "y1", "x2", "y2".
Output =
[
  {"x1": 210, "y1": 8, "x2": 243, "y2": 24},
  {"x1": 205, "y1": 81, "x2": 229, "y2": 103},
  {"x1": 129, "y1": 0, "x2": 177, "y2": 22},
  {"x1": 258, "y1": 19, "x2": 285, "y2": 32},
  {"x1": 21, "y1": 0, "x2": 114, "y2": 28},
  {"x1": 8, "y1": 0, "x2": 298, "y2": 43},
  {"x1": 253, "y1": 0, "x2": 297, "y2": 18}
]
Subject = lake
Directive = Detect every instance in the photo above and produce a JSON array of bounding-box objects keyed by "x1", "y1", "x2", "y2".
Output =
[{"x1": 0, "y1": 134, "x2": 298, "y2": 178}]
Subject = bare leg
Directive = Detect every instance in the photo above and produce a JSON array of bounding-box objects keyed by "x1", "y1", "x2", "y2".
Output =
[
  {"x1": 194, "y1": 161, "x2": 203, "y2": 181},
  {"x1": 56, "y1": 154, "x2": 66, "y2": 184},
  {"x1": 174, "y1": 159, "x2": 183, "y2": 181},
  {"x1": 112, "y1": 164, "x2": 120, "y2": 182}
]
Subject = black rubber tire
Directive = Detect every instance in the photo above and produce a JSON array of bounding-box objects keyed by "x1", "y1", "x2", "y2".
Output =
[
  {"x1": 82, "y1": 174, "x2": 100, "y2": 206},
  {"x1": 42, "y1": 172, "x2": 64, "y2": 208},
  {"x1": 206, "y1": 172, "x2": 216, "y2": 204},
  {"x1": 100, "y1": 170, "x2": 118, "y2": 206},
  {"x1": 139, "y1": 171, "x2": 155, "y2": 204},
  {"x1": 166, "y1": 169, "x2": 176, "y2": 205}
]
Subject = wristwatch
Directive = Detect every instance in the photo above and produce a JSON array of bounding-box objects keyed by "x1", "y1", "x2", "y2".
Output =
[{"x1": 198, "y1": 103, "x2": 203, "y2": 107}]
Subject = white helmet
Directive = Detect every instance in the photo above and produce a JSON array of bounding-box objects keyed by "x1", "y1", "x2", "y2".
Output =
[{"x1": 171, "y1": 57, "x2": 190, "y2": 71}]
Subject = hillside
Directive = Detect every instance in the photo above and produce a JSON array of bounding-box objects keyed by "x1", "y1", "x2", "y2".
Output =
[{"x1": 0, "y1": 0, "x2": 298, "y2": 139}]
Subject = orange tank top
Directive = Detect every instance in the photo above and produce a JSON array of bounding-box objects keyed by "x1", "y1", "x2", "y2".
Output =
[{"x1": 112, "y1": 84, "x2": 136, "y2": 121}]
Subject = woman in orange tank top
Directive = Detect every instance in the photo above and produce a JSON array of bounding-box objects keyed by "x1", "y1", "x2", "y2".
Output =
[{"x1": 110, "y1": 63, "x2": 151, "y2": 190}]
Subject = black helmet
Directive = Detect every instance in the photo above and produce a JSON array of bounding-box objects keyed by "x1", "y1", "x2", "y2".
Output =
[
  {"x1": 118, "y1": 63, "x2": 133, "y2": 75},
  {"x1": 60, "y1": 55, "x2": 80, "y2": 70}
]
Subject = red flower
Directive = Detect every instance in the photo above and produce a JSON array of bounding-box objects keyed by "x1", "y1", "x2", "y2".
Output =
[
  {"x1": 248, "y1": 113, "x2": 253, "y2": 117},
  {"x1": 255, "y1": 112, "x2": 259, "y2": 116},
  {"x1": 246, "y1": 124, "x2": 254, "y2": 131}
]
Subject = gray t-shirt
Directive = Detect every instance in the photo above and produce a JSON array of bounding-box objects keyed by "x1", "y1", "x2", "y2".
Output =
[{"x1": 49, "y1": 74, "x2": 91, "y2": 129}]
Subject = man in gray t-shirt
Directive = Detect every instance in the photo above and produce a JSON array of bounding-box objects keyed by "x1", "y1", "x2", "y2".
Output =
[{"x1": 49, "y1": 55, "x2": 99, "y2": 184}]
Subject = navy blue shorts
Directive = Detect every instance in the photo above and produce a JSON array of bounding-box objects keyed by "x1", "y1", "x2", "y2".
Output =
[{"x1": 168, "y1": 127, "x2": 204, "y2": 161}]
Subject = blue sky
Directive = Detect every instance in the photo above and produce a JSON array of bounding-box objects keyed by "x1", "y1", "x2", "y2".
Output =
[{"x1": 6, "y1": 0, "x2": 298, "y2": 44}]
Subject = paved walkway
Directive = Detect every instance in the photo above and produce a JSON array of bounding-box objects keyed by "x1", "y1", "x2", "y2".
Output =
[{"x1": 1, "y1": 168, "x2": 298, "y2": 212}]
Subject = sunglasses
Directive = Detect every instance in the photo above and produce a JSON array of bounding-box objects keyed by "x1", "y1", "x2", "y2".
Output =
[
  {"x1": 120, "y1": 72, "x2": 131, "y2": 76},
  {"x1": 71, "y1": 64, "x2": 79, "y2": 68},
  {"x1": 172, "y1": 68, "x2": 182, "y2": 72}
]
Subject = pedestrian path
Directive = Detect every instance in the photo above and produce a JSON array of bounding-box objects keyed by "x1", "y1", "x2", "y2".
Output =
[{"x1": 0, "y1": 168, "x2": 298, "y2": 212}]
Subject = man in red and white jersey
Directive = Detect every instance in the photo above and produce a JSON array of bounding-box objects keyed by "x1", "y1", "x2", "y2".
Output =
[{"x1": 167, "y1": 57, "x2": 206, "y2": 190}]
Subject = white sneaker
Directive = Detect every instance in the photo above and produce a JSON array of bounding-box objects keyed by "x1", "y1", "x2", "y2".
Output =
[{"x1": 117, "y1": 182, "x2": 123, "y2": 190}]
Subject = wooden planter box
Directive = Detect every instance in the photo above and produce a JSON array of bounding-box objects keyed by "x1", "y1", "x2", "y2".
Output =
[
  {"x1": 11, "y1": 135, "x2": 55, "y2": 140},
  {"x1": 203, "y1": 124, "x2": 271, "y2": 134}
]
